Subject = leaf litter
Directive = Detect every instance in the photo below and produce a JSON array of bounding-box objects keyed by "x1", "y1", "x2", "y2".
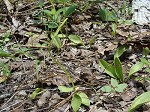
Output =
[{"x1": 0, "y1": 0, "x2": 150, "y2": 112}]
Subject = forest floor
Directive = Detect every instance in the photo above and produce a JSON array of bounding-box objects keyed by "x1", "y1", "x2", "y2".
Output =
[{"x1": 0, "y1": 0, "x2": 150, "y2": 112}]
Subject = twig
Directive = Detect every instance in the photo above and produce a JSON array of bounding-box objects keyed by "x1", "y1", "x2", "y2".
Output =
[
  {"x1": 10, "y1": 100, "x2": 28, "y2": 112},
  {"x1": 1, "y1": 91, "x2": 19, "y2": 109},
  {"x1": 3, "y1": 0, "x2": 14, "y2": 13},
  {"x1": 3, "y1": 0, "x2": 22, "y2": 30},
  {"x1": 49, "y1": 92, "x2": 75, "y2": 112}
]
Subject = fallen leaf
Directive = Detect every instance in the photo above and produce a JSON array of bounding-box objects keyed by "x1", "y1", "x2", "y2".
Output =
[
  {"x1": 26, "y1": 34, "x2": 47, "y2": 46},
  {"x1": 0, "y1": 76, "x2": 6, "y2": 83}
]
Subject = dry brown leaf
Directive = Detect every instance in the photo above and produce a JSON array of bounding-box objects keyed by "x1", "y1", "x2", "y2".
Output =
[
  {"x1": 0, "y1": 76, "x2": 6, "y2": 83},
  {"x1": 26, "y1": 34, "x2": 47, "y2": 46},
  {"x1": 105, "y1": 44, "x2": 118, "y2": 51},
  {"x1": 116, "y1": 29, "x2": 129, "y2": 37},
  {"x1": 121, "y1": 88, "x2": 137, "y2": 101}
]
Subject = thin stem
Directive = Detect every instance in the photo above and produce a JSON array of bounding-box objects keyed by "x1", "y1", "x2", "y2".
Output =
[{"x1": 48, "y1": 46, "x2": 75, "y2": 88}]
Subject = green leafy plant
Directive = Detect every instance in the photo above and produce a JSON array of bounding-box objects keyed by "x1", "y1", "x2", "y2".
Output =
[
  {"x1": 142, "y1": 47, "x2": 150, "y2": 74},
  {"x1": 99, "y1": 45, "x2": 144, "y2": 82},
  {"x1": 143, "y1": 47, "x2": 150, "y2": 57},
  {"x1": 29, "y1": 88, "x2": 46, "y2": 100},
  {"x1": 0, "y1": 62, "x2": 11, "y2": 81},
  {"x1": 111, "y1": 23, "x2": 117, "y2": 37},
  {"x1": 58, "y1": 86, "x2": 90, "y2": 112},
  {"x1": 135, "y1": 47, "x2": 150, "y2": 81},
  {"x1": 89, "y1": 36, "x2": 96, "y2": 47},
  {"x1": 51, "y1": 18, "x2": 68, "y2": 49},
  {"x1": 0, "y1": 48, "x2": 14, "y2": 58},
  {"x1": 36, "y1": 0, "x2": 76, "y2": 28},
  {"x1": 117, "y1": 0, "x2": 133, "y2": 25},
  {"x1": 126, "y1": 62, "x2": 144, "y2": 80},
  {"x1": 128, "y1": 91, "x2": 150, "y2": 112},
  {"x1": 101, "y1": 78, "x2": 127, "y2": 93},
  {"x1": 99, "y1": 8, "x2": 118, "y2": 22},
  {"x1": 4, "y1": 30, "x2": 11, "y2": 42},
  {"x1": 99, "y1": 1, "x2": 133, "y2": 38}
]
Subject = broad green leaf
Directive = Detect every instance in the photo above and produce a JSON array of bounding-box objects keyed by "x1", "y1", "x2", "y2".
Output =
[
  {"x1": 145, "y1": 77, "x2": 150, "y2": 81},
  {"x1": 111, "y1": 78, "x2": 118, "y2": 87},
  {"x1": 42, "y1": 43, "x2": 47, "y2": 47},
  {"x1": 99, "y1": 8, "x2": 107, "y2": 21},
  {"x1": 101, "y1": 86, "x2": 112, "y2": 93},
  {"x1": 56, "y1": 7, "x2": 67, "y2": 15},
  {"x1": 114, "y1": 57, "x2": 123, "y2": 82},
  {"x1": 57, "y1": 34, "x2": 66, "y2": 38},
  {"x1": 71, "y1": 94, "x2": 82, "y2": 112},
  {"x1": 42, "y1": 10, "x2": 53, "y2": 17},
  {"x1": 128, "y1": 91, "x2": 150, "y2": 112},
  {"x1": 78, "y1": 92, "x2": 90, "y2": 106},
  {"x1": 51, "y1": 8, "x2": 56, "y2": 15},
  {"x1": 115, "y1": 83, "x2": 127, "y2": 92},
  {"x1": 68, "y1": 34, "x2": 84, "y2": 46},
  {"x1": 145, "y1": 68, "x2": 150, "y2": 73},
  {"x1": 99, "y1": 59, "x2": 116, "y2": 78},
  {"x1": 128, "y1": 62, "x2": 144, "y2": 79},
  {"x1": 65, "y1": 4, "x2": 76, "y2": 16},
  {"x1": 112, "y1": 23, "x2": 117, "y2": 33},
  {"x1": 119, "y1": 19, "x2": 133, "y2": 25},
  {"x1": 140, "y1": 57, "x2": 149, "y2": 65},
  {"x1": 35, "y1": 43, "x2": 41, "y2": 47},
  {"x1": 99, "y1": 8, "x2": 118, "y2": 22},
  {"x1": 4, "y1": 38, "x2": 10, "y2": 42},
  {"x1": 114, "y1": 45, "x2": 128, "y2": 58},
  {"x1": 58, "y1": 86, "x2": 73, "y2": 92},
  {"x1": 55, "y1": 7, "x2": 67, "y2": 20},
  {"x1": 122, "y1": 1, "x2": 126, "y2": 11}
]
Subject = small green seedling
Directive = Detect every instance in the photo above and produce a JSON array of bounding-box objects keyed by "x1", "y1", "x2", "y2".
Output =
[
  {"x1": 143, "y1": 47, "x2": 150, "y2": 57},
  {"x1": 111, "y1": 23, "x2": 117, "y2": 37},
  {"x1": 99, "y1": 45, "x2": 144, "y2": 82},
  {"x1": 101, "y1": 78, "x2": 127, "y2": 93},
  {"x1": 99, "y1": 8, "x2": 118, "y2": 22},
  {"x1": 4, "y1": 30, "x2": 11, "y2": 42},
  {"x1": 135, "y1": 47, "x2": 150, "y2": 81},
  {"x1": 0, "y1": 62, "x2": 11, "y2": 81},
  {"x1": 128, "y1": 91, "x2": 150, "y2": 112},
  {"x1": 58, "y1": 86, "x2": 90, "y2": 112},
  {"x1": 89, "y1": 36, "x2": 96, "y2": 47},
  {"x1": 29, "y1": 88, "x2": 45, "y2": 100}
]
